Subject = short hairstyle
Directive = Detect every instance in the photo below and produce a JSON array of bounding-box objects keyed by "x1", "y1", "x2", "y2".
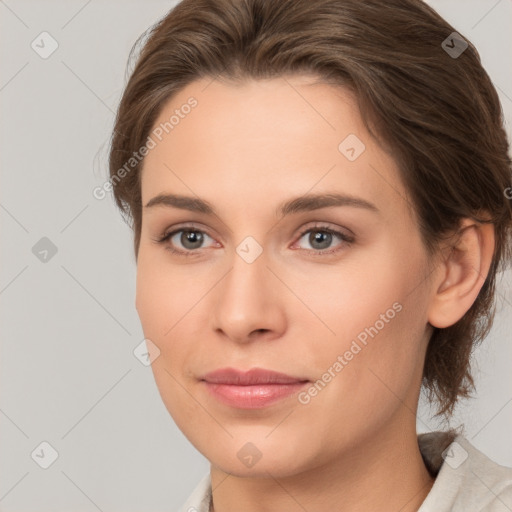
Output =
[{"x1": 108, "y1": 0, "x2": 512, "y2": 417}]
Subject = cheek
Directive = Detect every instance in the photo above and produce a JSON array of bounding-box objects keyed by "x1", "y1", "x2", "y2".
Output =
[
  {"x1": 135, "y1": 248, "x2": 205, "y2": 339},
  {"x1": 135, "y1": 252, "x2": 193, "y2": 395},
  {"x1": 135, "y1": 247, "x2": 217, "y2": 386},
  {"x1": 294, "y1": 246, "x2": 429, "y2": 408},
  {"x1": 135, "y1": 254, "x2": 201, "y2": 423},
  {"x1": 281, "y1": 247, "x2": 409, "y2": 350},
  {"x1": 289, "y1": 297, "x2": 427, "y2": 457}
]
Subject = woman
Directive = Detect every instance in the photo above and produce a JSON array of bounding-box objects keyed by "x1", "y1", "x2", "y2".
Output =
[{"x1": 108, "y1": 0, "x2": 512, "y2": 510}]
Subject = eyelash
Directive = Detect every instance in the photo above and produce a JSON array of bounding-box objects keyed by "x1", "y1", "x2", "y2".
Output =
[{"x1": 153, "y1": 223, "x2": 354, "y2": 258}]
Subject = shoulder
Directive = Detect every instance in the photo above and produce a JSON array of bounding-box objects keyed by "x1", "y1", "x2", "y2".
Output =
[
  {"x1": 418, "y1": 431, "x2": 512, "y2": 512},
  {"x1": 454, "y1": 435, "x2": 512, "y2": 511}
]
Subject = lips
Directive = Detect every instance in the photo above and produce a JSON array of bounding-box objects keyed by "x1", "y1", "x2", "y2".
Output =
[
  {"x1": 201, "y1": 367, "x2": 308, "y2": 385},
  {"x1": 200, "y1": 367, "x2": 310, "y2": 409}
]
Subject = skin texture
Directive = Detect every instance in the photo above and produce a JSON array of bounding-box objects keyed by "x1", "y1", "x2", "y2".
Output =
[{"x1": 135, "y1": 75, "x2": 494, "y2": 511}]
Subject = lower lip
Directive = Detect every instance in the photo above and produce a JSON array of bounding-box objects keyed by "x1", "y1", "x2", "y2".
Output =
[{"x1": 202, "y1": 381, "x2": 309, "y2": 409}]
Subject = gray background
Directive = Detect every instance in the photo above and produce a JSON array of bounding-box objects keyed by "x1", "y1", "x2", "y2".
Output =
[{"x1": 0, "y1": 1, "x2": 511, "y2": 511}]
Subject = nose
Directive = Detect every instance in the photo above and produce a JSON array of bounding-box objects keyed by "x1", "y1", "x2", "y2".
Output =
[{"x1": 211, "y1": 246, "x2": 287, "y2": 345}]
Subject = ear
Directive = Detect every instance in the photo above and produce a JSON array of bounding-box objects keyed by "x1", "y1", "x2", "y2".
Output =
[{"x1": 427, "y1": 218, "x2": 495, "y2": 329}]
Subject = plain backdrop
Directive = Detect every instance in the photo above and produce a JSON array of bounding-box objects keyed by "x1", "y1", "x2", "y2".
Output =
[{"x1": 1, "y1": 1, "x2": 511, "y2": 511}]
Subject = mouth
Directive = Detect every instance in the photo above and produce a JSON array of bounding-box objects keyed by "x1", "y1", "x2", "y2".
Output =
[{"x1": 199, "y1": 367, "x2": 310, "y2": 409}]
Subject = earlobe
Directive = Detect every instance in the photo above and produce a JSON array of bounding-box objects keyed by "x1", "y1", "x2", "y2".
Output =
[{"x1": 427, "y1": 218, "x2": 495, "y2": 329}]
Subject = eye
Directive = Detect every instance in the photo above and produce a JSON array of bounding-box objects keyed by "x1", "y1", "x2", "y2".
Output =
[
  {"x1": 155, "y1": 226, "x2": 218, "y2": 256},
  {"x1": 293, "y1": 224, "x2": 354, "y2": 255},
  {"x1": 153, "y1": 223, "x2": 354, "y2": 257}
]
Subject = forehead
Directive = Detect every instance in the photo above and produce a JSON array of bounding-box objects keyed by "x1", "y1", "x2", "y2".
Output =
[{"x1": 140, "y1": 76, "x2": 412, "y2": 224}]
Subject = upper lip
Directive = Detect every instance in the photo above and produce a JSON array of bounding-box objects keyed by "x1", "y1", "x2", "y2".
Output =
[{"x1": 200, "y1": 367, "x2": 309, "y2": 385}]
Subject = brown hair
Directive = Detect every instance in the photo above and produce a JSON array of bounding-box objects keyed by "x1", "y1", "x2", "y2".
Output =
[{"x1": 108, "y1": 0, "x2": 512, "y2": 417}]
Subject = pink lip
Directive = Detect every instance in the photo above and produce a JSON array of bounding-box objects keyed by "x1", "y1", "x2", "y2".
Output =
[{"x1": 200, "y1": 367, "x2": 309, "y2": 409}]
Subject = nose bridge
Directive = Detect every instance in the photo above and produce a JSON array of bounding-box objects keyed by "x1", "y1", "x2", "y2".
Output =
[{"x1": 223, "y1": 238, "x2": 270, "y2": 311}]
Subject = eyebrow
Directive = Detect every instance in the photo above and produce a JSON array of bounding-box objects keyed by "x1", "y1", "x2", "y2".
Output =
[{"x1": 144, "y1": 192, "x2": 379, "y2": 217}]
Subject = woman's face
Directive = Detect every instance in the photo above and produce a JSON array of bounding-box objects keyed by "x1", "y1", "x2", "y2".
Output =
[{"x1": 136, "y1": 75, "x2": 438, "y2": 476}]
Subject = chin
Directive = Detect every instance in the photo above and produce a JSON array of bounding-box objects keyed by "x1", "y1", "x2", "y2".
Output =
[{"x1": 191, "y1": 427, "x2": 321, "y2": 479}]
